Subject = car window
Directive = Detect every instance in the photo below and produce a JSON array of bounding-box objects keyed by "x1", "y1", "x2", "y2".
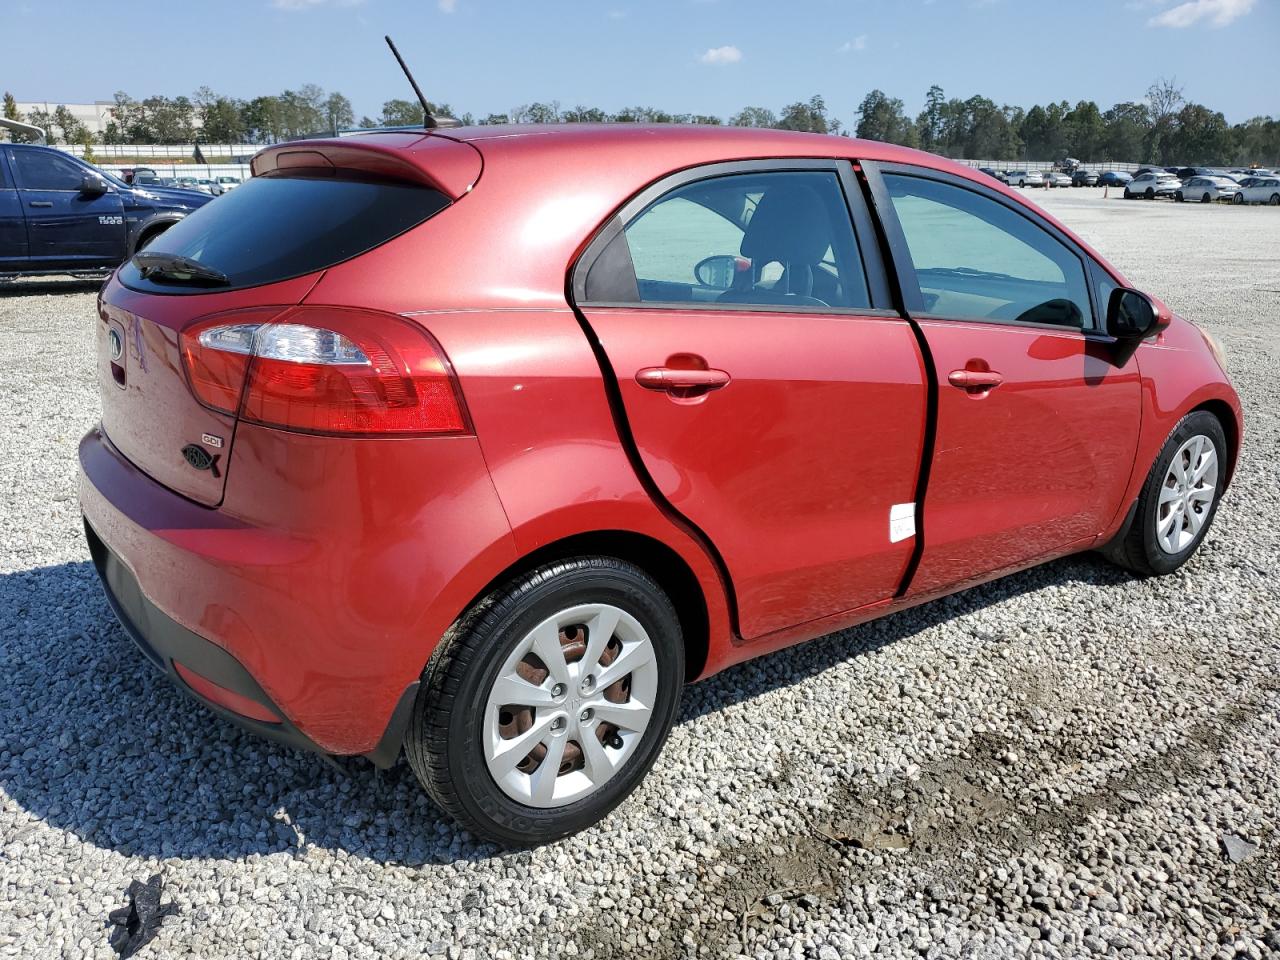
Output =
[
  {"x1": 619, "y1": 170, "x2": 871, "y2": 310},
  {"x1": 12, "y1": 150, "x2": 85, "y2": 191},
  {"x1": 884, "y1": 174, "x2": 1092, "y2": 328},
  {"x1": 118, "y1": 173, "x2": 450, "y2": 293}
]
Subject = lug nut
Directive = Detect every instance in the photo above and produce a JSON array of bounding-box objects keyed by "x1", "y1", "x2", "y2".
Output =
[
  {"x1": 551, "y1": 683, "x2": 566, "y2": 699},
  {"x1": 550, "y1": 716, "x2": 567, "y2": 734},
  {"x1": 579, "y1": 708, "x2": 594, "y2": 722},
  {"x1": 580, "y1": 675, "x2": 596, "y2": 694}
]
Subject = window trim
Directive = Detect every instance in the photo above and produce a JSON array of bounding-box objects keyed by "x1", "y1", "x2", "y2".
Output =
[
  {"x1": 861, "y1": 160, "x2": 1103, "y2": 332},
  {"x1": 571, "y1": 158, "x2": 895, "y2": 315}
]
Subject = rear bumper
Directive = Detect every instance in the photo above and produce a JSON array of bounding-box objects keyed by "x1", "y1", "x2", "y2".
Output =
[
  {"x1": 84, "y1": 517, "x2": 353, "y2": 760},
  {"x1": 78, "y1": 423, "x2": 516, "y2": 758}
]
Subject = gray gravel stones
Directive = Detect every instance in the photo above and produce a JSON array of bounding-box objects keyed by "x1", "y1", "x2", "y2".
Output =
[{"x1": 1, "y1": 193, "x2": 1278, "y2": 959}]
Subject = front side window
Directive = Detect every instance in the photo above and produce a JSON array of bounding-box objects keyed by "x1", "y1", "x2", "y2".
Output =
[
  {"x1": 12, "y1": 150, "x2": 86, "y2": 191},
  {"x1": 617, "y1": 170, "x2": 871, "y2": 310},
  {"x1": 884, "y1": 174, "x2": 1092, "y2": 328}
]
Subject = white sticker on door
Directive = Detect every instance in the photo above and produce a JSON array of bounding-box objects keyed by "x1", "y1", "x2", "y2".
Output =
[{"x1": 889, "y1": 503, "x2": 916, "y2": 544}]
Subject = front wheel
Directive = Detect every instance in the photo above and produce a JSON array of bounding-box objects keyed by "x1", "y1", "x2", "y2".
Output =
[
  {"x1": 406, "y1": 557, "x2": 685, "y2": 846},
  {"x1": 1124, "y1": 189, "x2": 1133, "y2": 199},
  {"x1": 1270, "y1": 194, "x2": 1280, "y2": 206},
  {"x1": 1104, "y1": 411, "x2": 1228, "y2": 577},
  {"x1": 1202, "y1": 192, "x2": 1212, "y2": 204},
  {"x1": 1146, "y1": 188, "x2": 1155, "y2": 199},
  {"x1": 1176, "y1": 192, "x2": 1184, "y2": 202},
  {"x1": 1232, "y1": 192, "x2": 1244, "y2": 205}
]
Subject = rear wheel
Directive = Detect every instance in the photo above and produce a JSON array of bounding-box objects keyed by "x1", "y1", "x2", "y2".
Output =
[
  {"x1": 1176, "y1": 192, "x2": 1184, "y2": 202},
  {"x1": 1145, "y1": 188, "x2": 1155, "y2": 199},
  {"x1": 1124, "y1": 189, "x2": 1133, "y2": 199},
  {"x1": 406, "y1": 557, "x2": 685, "y2": 846},
  {"x1": 1232, "y1": 192, "x2": 1244, "y2": 205},
  {"x1": 1270, "y1": 194, "x2": 1280, "y2": 206},
  {"x1": 1104, "y1": 411, "x2": 1227, "y2": 577},
  {"x1": 1202, "y1": 192, "x2": 1212, "y2": 203}
]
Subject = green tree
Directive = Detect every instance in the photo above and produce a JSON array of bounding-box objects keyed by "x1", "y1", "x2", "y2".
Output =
[
  {"x1": 855, "y1": 90, "x2": 917, "y2": 146},
  {"x1": 562, "y1": 105, "x2": 607, "y2": 123},
  {"x1": 52, "y1": 105, "x2": 90, "y2": 145},
  {"x1": 1102, "y1": 102, "x2": 1149, "y2": 161},
  {"x1": 776, "y1": 96, "x2": 833, "y2": 134},
  {"x1": 1168, "y1": 103, "x2": 1232, "y2": 165},
  {"x1": 511, "y1": 101, "x2": 560, "y2": 124},
  {"x1": 1061, "y1": 100, "x2": 1105, "y2": 160},
  {"x1": 1, "y1": 92, "x2": 29, "y2": 142},
  {"x1": 380, "y1": 98, "x2": 424, "y2": 126},
  {"x1": 324, "y1": 92, "x2": 354, "y2": 133},
  {"x1": 915, "y1": 85, "x2": 947, "y2": 153},
  {"x1": 730, "y1": 106, "x2": 777, "y2": 128}
]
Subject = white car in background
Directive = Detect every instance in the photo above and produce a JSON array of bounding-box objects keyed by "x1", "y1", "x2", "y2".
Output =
[
  {"x1": 1006, "y1": 169, "x2": 1046, "y2": 188},
  {"x1": 1176, "y1": 176, "x2": 1240, "y2": 203},
  {"x1": 1237, "y1": 176, "x2": 1280, "y2": 205},
  {"x1": 215, "y1": 175, "x2": 242, "y2": 191},
  {"x1": 1124, "y1": 172, "x2": 1181, "y2": 199}
]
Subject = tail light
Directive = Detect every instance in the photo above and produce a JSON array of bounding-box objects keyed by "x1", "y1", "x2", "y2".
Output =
[{"x1": 180, "y1": 306, "x2": 467, "y2": 436}]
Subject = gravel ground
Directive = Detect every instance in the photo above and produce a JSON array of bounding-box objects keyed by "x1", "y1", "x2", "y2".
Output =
[{"x1": 1, "y1": 190, "x2": 1277, "y2": 960}]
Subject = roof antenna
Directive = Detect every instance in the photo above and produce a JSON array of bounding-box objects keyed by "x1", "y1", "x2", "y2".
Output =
[{"x1": 385, "y1": 35, "x2": 445, "y2": 129}]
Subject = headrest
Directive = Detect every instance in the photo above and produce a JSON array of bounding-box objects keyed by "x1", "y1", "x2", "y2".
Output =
[{"x1": 740, "y1": 184, "x2": 830, "y2": 266}]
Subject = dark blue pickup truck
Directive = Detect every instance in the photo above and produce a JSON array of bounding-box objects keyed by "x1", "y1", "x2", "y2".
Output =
[{"x1": 0, "y1": 143, "x2": 212, "y2": 282}]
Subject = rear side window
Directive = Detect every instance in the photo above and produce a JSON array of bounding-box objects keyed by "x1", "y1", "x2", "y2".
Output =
[
  {"x1": 885, "y1": 174, "x2": 1092, "y2": 328},
  {"x1": 12, "y1": 150, "x2": 85, "y2": 191},
  {"x1": 589, "y1": 170, "x2": 871, "y2": 310},
  {"x1": 119, "y1": 174, "x2": 450, "y2": 293}
]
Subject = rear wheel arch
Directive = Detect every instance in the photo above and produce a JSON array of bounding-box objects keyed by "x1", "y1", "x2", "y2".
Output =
[{"x1": 447, "y1": 530, "x2": 711, "y2": 684}]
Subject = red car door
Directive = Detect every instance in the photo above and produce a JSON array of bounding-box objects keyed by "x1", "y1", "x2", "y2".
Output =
[
  {"x1": 574, "y1": 162, "x2": 928, "y2": 640},
  {"x1": 865, "y1": 165, "x2": 1141, "y2": 595}
]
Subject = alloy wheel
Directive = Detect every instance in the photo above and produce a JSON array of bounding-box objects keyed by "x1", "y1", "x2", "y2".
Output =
[
  {"x1": 1155, "y1": 434, "x2": 1218, "y2": 555},
  {"x1": 483, "y1": 603, "x2": 659, "y2": 808}
]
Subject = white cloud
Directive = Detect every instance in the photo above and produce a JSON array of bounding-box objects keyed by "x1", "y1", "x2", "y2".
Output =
[
  {"x1": 837, "y1": 34, "x2": 868, "y2": 53},
  {"x1": 1148, "y1": 0, "x2": 1255, "y2": 27},
  {"x1": 438, "y1": 0, "x2": 457, "y2": 10},
  {"x1": 698, "y1": 45, "x2": 743, "y2": 65}
]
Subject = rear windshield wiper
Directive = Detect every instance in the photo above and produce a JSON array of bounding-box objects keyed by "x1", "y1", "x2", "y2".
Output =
[{"x1": 132, "y1": 252, "x2": 230, "y2": 286}]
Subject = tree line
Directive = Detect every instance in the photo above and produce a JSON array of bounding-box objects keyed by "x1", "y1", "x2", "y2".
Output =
[{"x1": 4, "y1": 78, "x2": 1277, "y2": 167}]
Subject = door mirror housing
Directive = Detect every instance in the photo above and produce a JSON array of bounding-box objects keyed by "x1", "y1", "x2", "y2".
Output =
[
  {"x1": 79, "y1": 172, "x2": 109, "y2": 196},
  {"x1": 694, "y1": 254, "x2": 745, "y2": 291},
  {"x1": 1106, "y1": 287, "x2": 1169, "y2": 340}
]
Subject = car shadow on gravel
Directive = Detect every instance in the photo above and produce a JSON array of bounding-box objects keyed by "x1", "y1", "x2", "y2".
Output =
[{"x1": 0, "y1": 553, "x2": 1132, "y2": 866}]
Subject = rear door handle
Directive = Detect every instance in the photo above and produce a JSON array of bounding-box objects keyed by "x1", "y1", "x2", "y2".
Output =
[
  {"x1": 29, "y1": 201, "x2": 53, "y2": 208},
  {"x1": 947, "y1": 369, "x2": 1004, "y2": 390},
  {"x1": 636, "y1": 366, "x2": 731, "y2": 392}
]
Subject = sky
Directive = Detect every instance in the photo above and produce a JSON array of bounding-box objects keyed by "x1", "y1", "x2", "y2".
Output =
[{"x1": 5, "y1": 0, "x2": 1278, "y2": 126}]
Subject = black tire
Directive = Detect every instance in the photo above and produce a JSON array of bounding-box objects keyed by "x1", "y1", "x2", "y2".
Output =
[
  {"x1": 1145, "y1": 188, "x2": 1155, "y2": 199},
  {"x1": 134, "y1": 225, "x2": 170, "y2": 253},
  {"x1": 406, "y1": 557, "x2": 685, "y2": 847},
  {"x1": 1104, "y1": 411, "x2": 1228, "y2": 577},
  {"x1": 1201, "y1": 192, "x2": 1212, "y2": 204},
  {"x1": 1123, "y1": 189, "x2": 1133, "y2": 199},
  {"x1": 1232, "y1": 192, "x2": 1244, "y2": 205},
  {"x1": 1176, "y1": 192, "x2": 1184, "y2": 202},
  {"x1": 1270, "y1": 194, "x2": 1280, "y2": 206}
]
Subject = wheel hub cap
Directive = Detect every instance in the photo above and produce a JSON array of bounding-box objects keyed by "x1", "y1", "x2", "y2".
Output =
[
  {"x1": 1155, "y1": 434, "x2": 1218, "y2": 555},
  {"x1": 484, "y1": 603, "x2": 659, "y2": 808}
]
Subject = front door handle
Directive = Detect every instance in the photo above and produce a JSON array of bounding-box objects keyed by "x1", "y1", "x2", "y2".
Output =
[
  {"x1": 636, "y1": 366, "x2": 731, "y2": 393},
  {"x1": 947, "y1": 369, "x2": 1004, "y2": 391},
  {"x1": 29, "y1": 201, "x2": 53, "y2": 208}
]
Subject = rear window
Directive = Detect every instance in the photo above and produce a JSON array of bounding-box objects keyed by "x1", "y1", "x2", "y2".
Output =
[{"x1": 119, "y1": 173, "x2": 450, "y2": 293}]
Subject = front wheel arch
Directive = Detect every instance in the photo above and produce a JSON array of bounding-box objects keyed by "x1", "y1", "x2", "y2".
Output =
[{"x1": 129, "y1": 219, "x2": 180, "y2": 256}]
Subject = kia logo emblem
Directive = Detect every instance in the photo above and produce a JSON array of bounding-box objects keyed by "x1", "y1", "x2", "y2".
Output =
[
  {"x1": 181, "y1": 444, "x2": 220, "y2": 476},
  {"x1": 108, "y1": 329, "x2": 124, "y2": 362}
]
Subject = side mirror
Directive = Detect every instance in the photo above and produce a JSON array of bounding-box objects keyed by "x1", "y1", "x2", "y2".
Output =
[
  {"x1": 80, "y1": 172, "x2": 109, "y2": 196},
  {"x1": 1106, "y1": 288, "x2": 1169, "y2": 340},
  {"x1": 694, "y1": 254, "x2": 746, "y2": 291}
]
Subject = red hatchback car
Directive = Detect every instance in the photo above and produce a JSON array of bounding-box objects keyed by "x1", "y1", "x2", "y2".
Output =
[{"x1": 80, "y1": 125, "x2": 1241, "y2": 845}]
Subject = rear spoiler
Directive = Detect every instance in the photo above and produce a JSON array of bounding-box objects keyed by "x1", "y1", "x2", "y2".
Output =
[{"x1": 251, "y1": 134, "x2": 481, "y2": 201}]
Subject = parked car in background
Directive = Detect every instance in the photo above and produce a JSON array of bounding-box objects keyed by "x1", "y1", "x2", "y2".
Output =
[
  {"x1": 1125, "y1": 172, "x2": 1181, "y2": 199},
  {"x1": 1098, "y1": 171, "x2": 1133, "y2": 188},
  {"x1": 1046, "y1": 171, "x2": 1073, "y2": 188},
  {"x1": 171, "y1": 176, "x2": 211, "y2": 195},
  {"x1": 0, "y1": 143, "x2": 211, "y2": 282},
  {"x1": 1072, "y1": 170, "x2": 1099, "y2": 187},
  {"x1": 1238, "y1": 176, "x2": 1280, "y2": 205},
  {"x1": 78, "y1": 124, "x2": 1241, "y2": 846},
  {"x1": 195, "y1": 178, "x2": 224, "y2": 197},
  {"x1": 1007, "y1": 169, "x2": 1044, "y2": 187},
  {"x1": 978, "y1": 167, "x2": 1009, "y2": 184},
  {"x1": 215, "y1": 175, "x2": 242, "y2": 191},
  {"x1": 1176, "y1": 176, "x2": 1241, "y2": 203}
]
